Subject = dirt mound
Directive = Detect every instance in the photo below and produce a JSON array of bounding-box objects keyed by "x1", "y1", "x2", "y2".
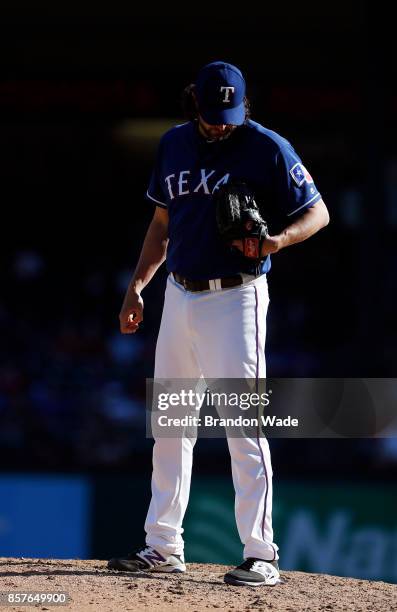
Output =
[{"x1": 0, "y1": 558, "x2": 395, "y2": 611}]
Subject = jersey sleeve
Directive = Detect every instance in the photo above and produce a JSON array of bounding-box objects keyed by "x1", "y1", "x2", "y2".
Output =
[
  {"x1": 273, "y1": 144, "x2": 322, "y2": 217},
  {"x1": 145, "y1": 140, "x2": 168, "y2": 208}
]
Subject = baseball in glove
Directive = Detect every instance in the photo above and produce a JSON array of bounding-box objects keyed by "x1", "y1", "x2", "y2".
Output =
[{"x1": 213, "y1": 181, "x2": 269, "y2": 260}]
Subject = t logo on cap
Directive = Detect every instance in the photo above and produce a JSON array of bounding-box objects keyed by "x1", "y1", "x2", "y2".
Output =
[
  {"x1": 195, "y1": 61, "x2": 246, "y2": 126},
  {"x1": 220, "y1": 86, "x2": 235, "y2": 103}
]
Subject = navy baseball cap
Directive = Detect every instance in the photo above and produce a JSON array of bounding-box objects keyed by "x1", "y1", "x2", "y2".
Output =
[{"x1": 195, "y1": 61, "x2": 246, "y2": 126}]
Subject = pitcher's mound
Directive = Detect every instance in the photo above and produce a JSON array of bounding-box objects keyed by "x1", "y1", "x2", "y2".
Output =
[{"x1": 0, "y1": 558, "x2": 395, "y2": 611}]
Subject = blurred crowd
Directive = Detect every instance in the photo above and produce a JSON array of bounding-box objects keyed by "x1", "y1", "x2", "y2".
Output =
[
  {"x1": 0, "y1": 4, "x2": 395, "y2": 482},
  {"x1": 0, "y1": 249, "x2": 156, "y2": 468},
  {"x1": 1, "y1": 245, "x2": 396, "y2": 477},
  {"x1": 1, "y1": 114, "x2": 396, "y2": 476}
]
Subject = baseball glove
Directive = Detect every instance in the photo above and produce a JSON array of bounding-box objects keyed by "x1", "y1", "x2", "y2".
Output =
[{"x1": 213, "y1": 181, "x2": 268, "y2": 260}]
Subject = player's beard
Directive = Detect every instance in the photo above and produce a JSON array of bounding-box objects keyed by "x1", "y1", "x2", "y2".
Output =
[{"x1": 198, "y1": 121, "x2": 237, "y2": 142}]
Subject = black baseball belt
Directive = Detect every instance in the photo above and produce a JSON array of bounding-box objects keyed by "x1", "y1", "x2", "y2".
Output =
[{"x1": 172, "y1": 272, "x2": 250, "y2": 292}]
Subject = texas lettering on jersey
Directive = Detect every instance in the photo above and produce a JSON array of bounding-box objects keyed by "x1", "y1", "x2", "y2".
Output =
[
  {"x1": 164, "y1": 169, "x2": 230, "y2": 199},
  {"x1": 146, "y1": 120, "x2": 322, "y2": 279}
]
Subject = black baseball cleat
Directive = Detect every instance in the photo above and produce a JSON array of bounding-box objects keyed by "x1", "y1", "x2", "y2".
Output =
[
  {"x1": 107, "y1": 545, "x2": 186, "y2": 573},
  {"x1": 224, "y1": 558, "x2": 281, "y2": 586}
]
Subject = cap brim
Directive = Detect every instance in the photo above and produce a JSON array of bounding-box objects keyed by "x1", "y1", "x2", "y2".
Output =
[{"x1": 199, "y1": 101, "x2": 245, "y2": 126}]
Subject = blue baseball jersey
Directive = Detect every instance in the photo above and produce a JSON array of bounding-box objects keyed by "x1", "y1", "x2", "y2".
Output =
[{"x1": 146, "y1": 119, "x2": 322, "y2": 280}]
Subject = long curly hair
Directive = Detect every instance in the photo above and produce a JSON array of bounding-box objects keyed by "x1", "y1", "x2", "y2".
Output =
[{"x1": 181, "y1": 83, "x2": 251, "y2": 124}]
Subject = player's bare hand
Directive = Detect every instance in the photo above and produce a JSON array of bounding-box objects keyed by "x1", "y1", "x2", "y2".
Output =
[
  {"x1": 260, "y1": 235, "x2": 283, "y2": 256},
  {"x1": 119, "y1": 292, "x2": 144, "y2": 334},
  {"x1": 231, "y1": 235, "x2": 282, "y2": 258}
]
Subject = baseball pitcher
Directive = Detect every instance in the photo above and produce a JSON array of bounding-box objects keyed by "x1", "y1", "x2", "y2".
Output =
[{"x1": 108, "y1": 61, "x2": 329, "y2": 586}]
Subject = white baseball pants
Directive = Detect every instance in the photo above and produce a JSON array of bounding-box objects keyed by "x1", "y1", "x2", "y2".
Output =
[{"x1": 144, "y1": 273, "x2": 279, "y2": 561}]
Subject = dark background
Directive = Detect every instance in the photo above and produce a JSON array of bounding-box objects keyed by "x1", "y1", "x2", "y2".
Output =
[{"x1": 0, "y1": 1, "x2": 396, "y2": 568}]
